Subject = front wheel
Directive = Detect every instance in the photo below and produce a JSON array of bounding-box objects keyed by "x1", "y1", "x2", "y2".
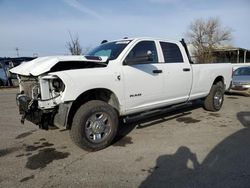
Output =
[
  {"x1": 203, "y1": 81, "x2": 224, "y2": 112},
  {"x1": 70, "y1": 100, "x2": 118, "y2": 151}
]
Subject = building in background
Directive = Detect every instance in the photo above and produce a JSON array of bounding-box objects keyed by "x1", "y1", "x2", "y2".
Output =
[
  {"x1": 188, "y1": 43, "x2": 250, "y2": 66},
  {"x1": 212, "y1": 47, "x2": 250, "y2": 64}
]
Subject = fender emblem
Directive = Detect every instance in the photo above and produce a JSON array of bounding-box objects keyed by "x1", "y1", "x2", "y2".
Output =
[{"x1": 130, "y1": 93, "x2": 142, "y2": 98}]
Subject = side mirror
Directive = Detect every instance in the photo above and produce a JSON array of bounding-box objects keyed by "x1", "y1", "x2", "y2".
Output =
[
  {"x1": 146, "y1": 50, "x2": 152, "y2": 57},
  {"x1": 124, "y1": 50, "x2": 153, "y2": 65},
  {"x1": 146, "y1": 50, "x2": 153, "y2": 61}
]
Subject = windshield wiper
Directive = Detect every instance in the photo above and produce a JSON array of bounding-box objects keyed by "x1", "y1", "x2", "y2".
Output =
[{"x1": 85, "y1": 55, "x2": 102, "y2": 61}]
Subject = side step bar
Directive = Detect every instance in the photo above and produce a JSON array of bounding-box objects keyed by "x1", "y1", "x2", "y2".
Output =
[{"x1": 123, "y1": 102, "x2": 193, "y2": 123}]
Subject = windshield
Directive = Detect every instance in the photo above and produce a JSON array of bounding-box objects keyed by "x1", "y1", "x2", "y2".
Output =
[
  {"x1": 87, "y1": 40, "x2": 131, "y2": 60},
  {"x1": 233, "y1": 67, "x2": 250, "y2": 76}
]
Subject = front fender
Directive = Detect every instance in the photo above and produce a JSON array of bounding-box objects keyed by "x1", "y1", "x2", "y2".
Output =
[{"x1": 51, "y1": 68, "x2": 125, "y2": 112}]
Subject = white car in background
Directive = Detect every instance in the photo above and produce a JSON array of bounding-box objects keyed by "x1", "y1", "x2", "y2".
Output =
[{"x1": 230, "y1": 66, "x2": 250, "y2": 96}]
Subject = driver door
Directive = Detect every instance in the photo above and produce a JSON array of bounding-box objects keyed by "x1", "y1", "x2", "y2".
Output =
[{"x1": 121, "y1": 40, "x2": 164, "y2": 114}]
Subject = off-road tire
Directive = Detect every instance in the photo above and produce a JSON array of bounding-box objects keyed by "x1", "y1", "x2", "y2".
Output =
[
  {"x1": 204, "y1": 81, "x2": 224, "y2": 112},
  {"x1": 70, "y1": 100, "x2": 118, "y2": 151}
]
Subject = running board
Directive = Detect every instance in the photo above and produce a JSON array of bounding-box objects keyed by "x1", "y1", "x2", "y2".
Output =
[{"x1": 123, "y1": 102, "x2": 192, "y2": 123}]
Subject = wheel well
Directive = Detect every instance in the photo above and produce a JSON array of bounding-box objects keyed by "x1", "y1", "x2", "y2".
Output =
[
  {"x1": 213, "y1": 76, "x2": 224, "y2": 85},
  {"x1": 66, "y1": 88, "x2": 120, "y2": 129}
]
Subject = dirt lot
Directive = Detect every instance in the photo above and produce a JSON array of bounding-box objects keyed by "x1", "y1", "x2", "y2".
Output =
[{"x1": 0, "y1": 88, "x2": 250, "y2": 188}]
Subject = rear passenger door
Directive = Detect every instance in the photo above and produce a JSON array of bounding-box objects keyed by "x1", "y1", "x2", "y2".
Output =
[{"x1": 160, "y1": 41, "x2": 192, "y2": 104}]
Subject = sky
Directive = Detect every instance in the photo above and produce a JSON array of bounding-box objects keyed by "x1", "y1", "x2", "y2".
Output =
[{"x1": 0, "y1": 0, "x2": 249, "y2": 57}]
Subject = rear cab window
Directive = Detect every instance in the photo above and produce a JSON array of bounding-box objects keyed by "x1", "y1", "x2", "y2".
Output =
[{"x1": 160, "y1": 42, "x2": 183, "y2": 63}]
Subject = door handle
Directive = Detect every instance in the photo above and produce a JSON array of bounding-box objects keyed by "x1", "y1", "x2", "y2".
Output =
[
  {"x1": 183, "y1": 68, "x2": 190, "y2": 72},
  {"x1": 152, "y1": 69, "x2": 163, "y2": 74}
]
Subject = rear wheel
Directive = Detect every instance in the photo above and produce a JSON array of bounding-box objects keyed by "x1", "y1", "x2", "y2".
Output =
[
  {"x1": 204, "y1": 81, "x2": 224, "y2": 112},
  {"x1": 70, "y1": 100, "x2": 118, "y2": 151}
]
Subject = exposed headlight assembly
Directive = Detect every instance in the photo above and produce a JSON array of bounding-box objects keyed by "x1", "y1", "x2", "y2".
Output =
[
  {"x1": 39, "y1": 75, "x2": 65, "y2": 100},
  {"x1": 52, "y1": 78, "x2": 65, "y2": 93}
]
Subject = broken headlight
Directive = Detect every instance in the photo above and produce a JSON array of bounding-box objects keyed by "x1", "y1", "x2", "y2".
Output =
[
  {"x1": 39, "y1": 75, "x2": 65, "y2": 100},
  {"x1": 52, "y1": 78, "x2": 65, "y2": 93}
]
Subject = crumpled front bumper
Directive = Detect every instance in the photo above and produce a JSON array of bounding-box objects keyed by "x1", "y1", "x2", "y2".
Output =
[
  {"x1": 16, "y1": 93, "x2": 72, "y2": 130},
  {"x1": 16, "y1": 93, "x2": 54, "y2": 130}
]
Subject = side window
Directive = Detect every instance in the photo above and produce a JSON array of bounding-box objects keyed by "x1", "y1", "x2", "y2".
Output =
[
  {"x1": 160, "y1": 42, "x2": 183, "y2": 63},
  {"x1": 125, "y1": 41, "x2": 158, "y2": 64}
]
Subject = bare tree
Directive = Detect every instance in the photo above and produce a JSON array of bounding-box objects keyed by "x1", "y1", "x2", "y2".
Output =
[
  {"x1": 186, "y1": 17, "x2": 232, "y2": 63},
  {"x1": 66, "y1": 31, "x2": 82, "y2": 55}
]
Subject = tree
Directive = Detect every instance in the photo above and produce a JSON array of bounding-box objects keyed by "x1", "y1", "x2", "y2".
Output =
[
  {"x1": 186, "y1": 17, "x2": 232, "y2": 63},
  {"x1": 66, "y1": 31, "x2": 82, "y2": 55}
]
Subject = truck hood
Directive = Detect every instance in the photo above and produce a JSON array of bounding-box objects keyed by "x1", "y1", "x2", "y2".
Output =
[{"x1": 10, "y1": 56, "x2": 108, "y2": 76}]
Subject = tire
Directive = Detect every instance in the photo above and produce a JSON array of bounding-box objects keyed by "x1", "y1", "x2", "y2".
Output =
[
  {"x1": 203, "y1": 81, "x2": 224, "y2": 112},
  {"x1": 70, "y1": 100, "x2": 118, "y2": 151}
]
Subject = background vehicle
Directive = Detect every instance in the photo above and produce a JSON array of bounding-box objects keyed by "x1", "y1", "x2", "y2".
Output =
[
  {"x1": 0, "y1": 63, "x2": 8, "y2": 86},
  {"x1": 230, "y1": 66, "x2": 250, "y2": 96},
  {"x1": 0, "y1": 57, "x2": 36, "y2": 86},
  {"x1": 10, "y1": 38, "x2": 232, "y2": 151},
  {"x1": 232, "y1": 63, "x2": 250, "y2": 70}
]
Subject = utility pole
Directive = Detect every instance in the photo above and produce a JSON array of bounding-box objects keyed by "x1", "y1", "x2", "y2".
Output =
[{"x1": 15, "y1": 47, "x2": 19, "y2": 57}]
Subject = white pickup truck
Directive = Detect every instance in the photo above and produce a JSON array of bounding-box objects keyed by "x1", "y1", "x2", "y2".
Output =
[{"x1": 11, "y1": 37, "x2": 232, "y2": 151}]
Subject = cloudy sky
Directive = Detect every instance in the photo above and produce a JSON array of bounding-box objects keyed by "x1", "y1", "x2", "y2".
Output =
[{"x1": 0, "y1": 0, "x2": 249, "y2": 57}]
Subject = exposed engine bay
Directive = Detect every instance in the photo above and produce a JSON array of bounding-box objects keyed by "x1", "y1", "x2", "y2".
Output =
[
  {"x1": 17, "y1": 75, "x2": 65, "y2": 130},
  {"x1": 10, "y1": 55, "x2": 109, "y2": 130}
]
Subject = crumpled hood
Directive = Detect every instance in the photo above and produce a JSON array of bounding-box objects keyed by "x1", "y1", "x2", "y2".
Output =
[{"x1": 10, "y1": 55, "x2": 108, "y2": 76}]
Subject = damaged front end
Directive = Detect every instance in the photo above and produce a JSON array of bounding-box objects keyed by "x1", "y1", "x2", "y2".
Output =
[
  {"x1": 10, "y1": 55, "x2": 108, "y2": 130},
  {"x1": 16, "y1": 75, "x2": 66, "y2": 130}
]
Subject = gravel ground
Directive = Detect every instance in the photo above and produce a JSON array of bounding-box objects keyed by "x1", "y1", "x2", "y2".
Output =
[{"x1": 0, "y1": 88, "x2": 249, "y2": 188}]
